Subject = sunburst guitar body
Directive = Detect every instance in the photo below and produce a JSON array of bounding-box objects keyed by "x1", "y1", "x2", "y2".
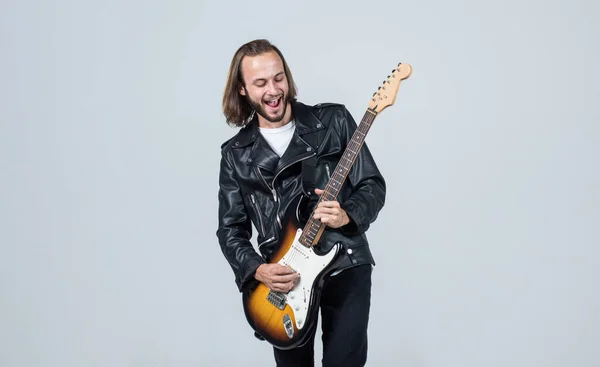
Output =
[{"x1": 242, "y1": 194, "x2": 346, "y2": 349}]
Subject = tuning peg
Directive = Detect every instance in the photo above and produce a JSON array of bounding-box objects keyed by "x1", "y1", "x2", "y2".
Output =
[
  {"x1": 398, "y1": 62, "x2": 402, "y2": 66},
  {"x1": 372, "y1": 92, "x2": 376, "y2": 97}
]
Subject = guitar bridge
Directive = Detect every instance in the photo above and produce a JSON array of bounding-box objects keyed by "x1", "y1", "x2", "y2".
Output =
[{"x1": 266, "y1": 291, "x2": 286, "y2": 310}]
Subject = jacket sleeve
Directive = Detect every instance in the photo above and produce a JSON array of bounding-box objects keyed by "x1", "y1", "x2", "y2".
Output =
[
  {"x1": 336, "y1": 106, "x2": 387, "y2": 235},
  {"x1": 216, "y1": 150, "x2": 265, "y2": 292}
]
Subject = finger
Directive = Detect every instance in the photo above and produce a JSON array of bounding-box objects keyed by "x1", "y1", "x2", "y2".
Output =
[
  {"x1": 315, "y1": 207, "x2": 339, "y2": 215},
  {"x1": 314, "y1": 213, "x2": 339, "y2": 223},
  {"x1": 271, "y1": 282, "x2": 293, "y2": 293},
  {"x1": 314, "y1": 188, "x2": 324, "y2": 195},
  {"x1": 283, "y1": 271, "x2": 301, "y2": 281},
  {"x1": 315, "y1": 205, "x2": 340, "y2": 214},
  {"x1": 272, "y1": 264, "x2": 296, "y2": 275},
  {"x1": 274, "y1": 273, "x2": 299, "y2": 283},
  {"x1": 320, "y1": 214, "x2": 343, "y2": 226},
  {"x1": 272, "y1": 284, "x2": 288, "y2": 293},
  {"x1": 318, "y1": 201, "x2": 340, "y2": 209}
]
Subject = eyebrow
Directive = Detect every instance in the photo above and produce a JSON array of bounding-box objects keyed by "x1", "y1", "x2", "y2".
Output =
[{"x1": 253, "y1": 71, "x2": 285, "y2": 84}]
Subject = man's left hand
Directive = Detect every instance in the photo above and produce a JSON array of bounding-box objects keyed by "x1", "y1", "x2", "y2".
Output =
[{"x1": 312, "y1": 188, "x2": 350, "y2": 228}]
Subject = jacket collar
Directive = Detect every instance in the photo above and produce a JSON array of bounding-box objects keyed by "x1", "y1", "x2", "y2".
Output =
[{"x1": 231, "y1": 101, "x2": 325, "y2": 173}]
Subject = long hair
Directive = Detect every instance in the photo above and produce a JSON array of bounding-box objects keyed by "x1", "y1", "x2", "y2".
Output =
[{"x1": 222, "y1": 39, "x2": 298, "y2": 127}]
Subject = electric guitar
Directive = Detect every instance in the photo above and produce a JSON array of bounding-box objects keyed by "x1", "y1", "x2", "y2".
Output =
[{"x1": 242, "y1": 63, "x2": 412, "y2": 350}]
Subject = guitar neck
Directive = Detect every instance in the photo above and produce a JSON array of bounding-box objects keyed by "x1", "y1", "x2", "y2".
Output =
[
  {"x1": 299, "y1": 109, "x2": 378, "y2": 247},
  {"x1": 296, "y1": 62, "x2": 412, "y2": 247}
]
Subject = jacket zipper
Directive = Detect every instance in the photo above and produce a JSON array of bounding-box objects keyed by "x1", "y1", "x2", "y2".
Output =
[
  {"x1": 257, "y1": 168, "x2": 277, "y2": 203},
  {"x1": 325, "y1": 163, "x2": 331, "y2": 180},
  {"x1": 250, "y1": 193, "x2": 266, "y2": 237},
  {"x1": 257, "y1": 168, "x2": 282, "y2": 229}
]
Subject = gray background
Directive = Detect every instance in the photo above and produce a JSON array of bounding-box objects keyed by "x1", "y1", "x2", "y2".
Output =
[{"x1": 1, "y1": 0, "x2": 599, "y2": 366}]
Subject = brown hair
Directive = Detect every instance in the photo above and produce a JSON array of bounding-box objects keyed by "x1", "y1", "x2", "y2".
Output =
[{"x1": 222, "y1": 39, "x2": 298, "y2": 127}]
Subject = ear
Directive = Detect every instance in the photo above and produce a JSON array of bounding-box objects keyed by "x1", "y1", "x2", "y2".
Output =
[{"x1": 239, "y1": 85, "x2": 246, "y2": 96}]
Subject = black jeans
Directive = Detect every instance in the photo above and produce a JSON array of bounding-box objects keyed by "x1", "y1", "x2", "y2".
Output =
[{"x1": 273, "y1": 264, "x2": 373, "y2": 367}]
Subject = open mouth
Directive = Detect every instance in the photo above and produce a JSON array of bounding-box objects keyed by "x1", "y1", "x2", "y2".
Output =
[{"x1": 264, "y1": 97, "x2": 282, "y2": 110}]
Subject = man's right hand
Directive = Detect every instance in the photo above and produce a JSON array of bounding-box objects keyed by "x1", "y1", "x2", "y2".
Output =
[{"x1": 254, "y1": 263, "x2": 300, "y2": 293}]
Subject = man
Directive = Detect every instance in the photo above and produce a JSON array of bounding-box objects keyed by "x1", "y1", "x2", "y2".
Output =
[{"x1": 216, "y1": 39, "x2": 386, "y2": 366}]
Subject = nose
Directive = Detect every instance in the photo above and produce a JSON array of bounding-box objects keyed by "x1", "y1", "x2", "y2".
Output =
[{"x1": 266, "y1": 80, "x2": 278, "y2": 95}]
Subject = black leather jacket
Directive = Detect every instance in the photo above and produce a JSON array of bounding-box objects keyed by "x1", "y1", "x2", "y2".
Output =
[{"x1": 217, "y1": 101, "x2": 386, "y2": 292}]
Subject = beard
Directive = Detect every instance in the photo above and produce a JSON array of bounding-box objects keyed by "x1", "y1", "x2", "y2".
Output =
[{"x1": 246, "y1": 92, "x2": 290, "y2": 124}]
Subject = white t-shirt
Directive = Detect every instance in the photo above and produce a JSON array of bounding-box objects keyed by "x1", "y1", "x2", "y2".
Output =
[{"x1": 258, "y1": 120, "x2": 296, "y2": 157}]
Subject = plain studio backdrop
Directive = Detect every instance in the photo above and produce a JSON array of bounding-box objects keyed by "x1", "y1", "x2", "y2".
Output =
[{"x1": 1, "y1": 0, "x2": 599, "y2": 366}]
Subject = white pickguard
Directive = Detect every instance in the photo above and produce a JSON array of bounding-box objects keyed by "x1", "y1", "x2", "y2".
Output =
[{"x1": 278, "y1": 229, "x2": 340, "y2": 330}]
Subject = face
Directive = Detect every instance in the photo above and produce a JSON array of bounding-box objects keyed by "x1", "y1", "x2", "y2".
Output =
[{"x1": 239, "y1": 51, "x2": 291, "y2": 127}]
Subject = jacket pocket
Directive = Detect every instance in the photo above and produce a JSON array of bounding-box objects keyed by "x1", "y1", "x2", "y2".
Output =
[{"x1": 258, "y1": 235, "x2": 276, "y2": 249}]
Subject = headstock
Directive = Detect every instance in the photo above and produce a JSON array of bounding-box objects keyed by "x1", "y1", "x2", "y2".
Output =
[{"x1": 368, "y1": 63, "x2": 412, "y2": 114}]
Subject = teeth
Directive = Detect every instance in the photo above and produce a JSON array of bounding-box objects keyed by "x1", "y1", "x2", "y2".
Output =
[{"x1": 265, "y1": 97, "x2": 280, "y2": 107}]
